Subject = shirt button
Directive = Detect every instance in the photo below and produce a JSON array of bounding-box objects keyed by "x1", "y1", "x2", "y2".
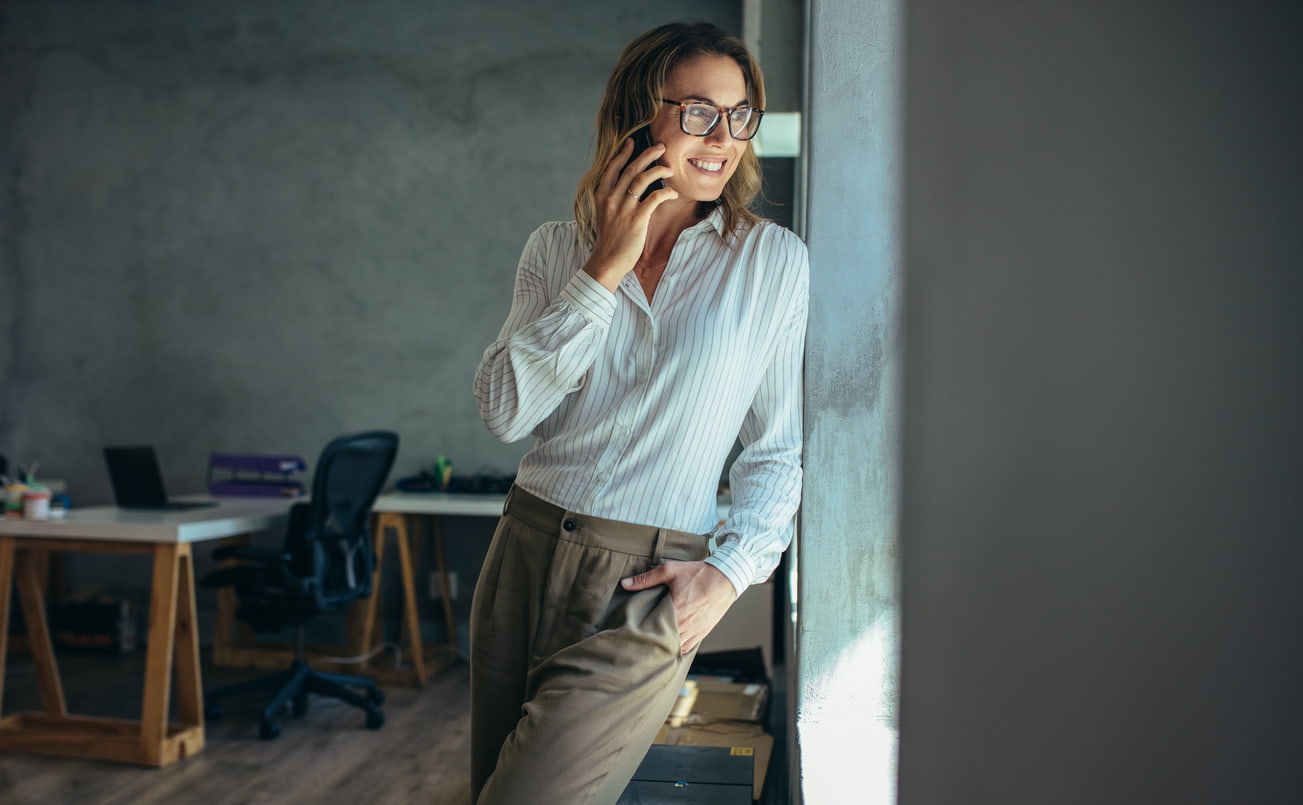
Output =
[{"x1": 563, "y1": 519, "x2": 577, "y2": 532}]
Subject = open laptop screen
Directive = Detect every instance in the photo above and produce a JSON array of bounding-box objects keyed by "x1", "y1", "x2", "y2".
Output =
[{"x1": 103, "y1": 446, "x2": 215, "y2": 510}]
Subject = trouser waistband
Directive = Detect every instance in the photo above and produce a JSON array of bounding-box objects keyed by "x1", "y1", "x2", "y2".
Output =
[{"x1": 503, "y1": 484, "x2": 708, "y2": 563}]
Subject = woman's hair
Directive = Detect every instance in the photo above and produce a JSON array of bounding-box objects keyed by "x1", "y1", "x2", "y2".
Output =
[{"x1": 574, "y1": 22, "x2": 767, "y2": 245}]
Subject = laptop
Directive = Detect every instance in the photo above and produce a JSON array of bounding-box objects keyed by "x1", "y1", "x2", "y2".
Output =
[{"x1": 103, "y1": 445, "x2": 217, "y2": 511}]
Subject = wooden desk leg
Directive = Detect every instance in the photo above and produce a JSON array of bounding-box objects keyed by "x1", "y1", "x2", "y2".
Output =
[
  {"x1": 13, "y1": 549, "x2": 67, "y2": 715},
  {"x1": 431, "y1": 517, "x2": 458, "y2": 652},
  {"x1": 140, "y1": 543, "x2": 182, "y2": 765},
  {"x1": 171, "y1": 546, "x2": 203, "y2": 728},
  {"x1": 394, "y1": 514, "x2": 428, "y2": 685},
  {"x1": 0, "y1": 537, "x2": 13, "y2": 712}
]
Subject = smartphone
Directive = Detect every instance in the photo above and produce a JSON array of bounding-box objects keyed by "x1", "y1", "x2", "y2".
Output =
[{"x1": 629, "y1": 127, "x2": 666, "y2": 201}]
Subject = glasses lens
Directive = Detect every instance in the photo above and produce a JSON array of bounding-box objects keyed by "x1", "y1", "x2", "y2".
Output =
[
  {"x1": 728, "y1": 107, "x2": 761, "y2": 140},
  {"x1": 681, "y1": 103, "x2": 720, "y2": 136}
]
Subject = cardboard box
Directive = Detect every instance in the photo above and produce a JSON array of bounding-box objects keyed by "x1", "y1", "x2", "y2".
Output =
[{"x1": 690, "y1": 679, "x2": 768, "y2": 723}]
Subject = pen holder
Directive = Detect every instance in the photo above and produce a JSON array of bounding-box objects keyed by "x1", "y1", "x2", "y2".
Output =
[{"x1": 23, "y1": 487, "x2": 51, "y2": 520}]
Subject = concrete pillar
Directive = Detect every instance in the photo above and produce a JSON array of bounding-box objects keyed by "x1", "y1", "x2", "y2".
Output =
[{"x1": 798, "y1": 1, "x2": 904, "y2": 802}]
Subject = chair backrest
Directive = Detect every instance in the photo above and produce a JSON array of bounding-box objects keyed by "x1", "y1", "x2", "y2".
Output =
[{"x1": 288, "y1": 430, "x2": 398, "y2": 611}]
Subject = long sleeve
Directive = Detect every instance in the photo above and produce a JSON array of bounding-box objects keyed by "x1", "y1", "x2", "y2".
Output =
[
  {"x1": 705, "y1": 246, "x2": 809, "y2": 596},
  {"x1": 474, "y1": 224, "x2": 616, "y2": 443}
]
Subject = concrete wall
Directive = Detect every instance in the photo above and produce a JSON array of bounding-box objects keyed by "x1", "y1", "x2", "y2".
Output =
[
  {"x1": 898, "y1": 3, "x2": 1303, "y2": 803},
  {"x1": 799, "y1": 1, "x2": 902, "y2": 802},
  {"x1": 0, "y1": 0, "x2": 741, "y2": 635}
]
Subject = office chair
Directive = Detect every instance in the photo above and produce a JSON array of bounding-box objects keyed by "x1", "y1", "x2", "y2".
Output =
[{"x1": 200, "y1": 430, "x2": 399, "y2": 739}]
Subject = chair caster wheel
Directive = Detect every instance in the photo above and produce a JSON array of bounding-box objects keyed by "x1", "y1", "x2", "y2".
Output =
[
  {"x1": 366, "y1": 688, "x2": 385, "y2": 707},
  {"x1": 365, "y1": 710, "x2": 385, "y2": 730},
  {"x1": 259, "y1": 720, "x2": 282, "y2": 740},
  {"x1": 205, "y1": 703, "x2": 223, "y2": 721}
]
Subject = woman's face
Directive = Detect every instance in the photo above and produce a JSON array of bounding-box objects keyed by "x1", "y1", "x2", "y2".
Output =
[{"x1": 648, "y1": 53, "x2": 751, "y2": 204}]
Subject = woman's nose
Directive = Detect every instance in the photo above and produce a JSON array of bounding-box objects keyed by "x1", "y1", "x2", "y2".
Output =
[{"x1": 704, "y1": 119, "x2": 732, "y2": 145}]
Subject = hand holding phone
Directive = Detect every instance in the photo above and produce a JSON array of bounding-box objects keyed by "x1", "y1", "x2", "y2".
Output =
[
  {"x1": 628, "y1": 127, "x2": 666, "y2": 201},
  {"x1": 582, "y1": 128, "x2": 674, "y2": 292}
]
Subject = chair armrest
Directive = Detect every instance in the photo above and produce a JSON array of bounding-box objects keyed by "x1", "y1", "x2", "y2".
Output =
[{"x1": 211, "y1": 544, "x2": 292, "y2": 564}]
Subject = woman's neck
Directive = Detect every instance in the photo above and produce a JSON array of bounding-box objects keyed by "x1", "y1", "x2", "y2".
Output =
[
  {"x1": 634, "y1": 199, "x2": 705, "y2": 302},
  {"x1": 645, "y1": 198, "x2": 707, "y2": 257}
]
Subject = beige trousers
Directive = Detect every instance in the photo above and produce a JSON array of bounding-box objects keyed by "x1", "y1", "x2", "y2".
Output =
[{"x1": 469, "y1": 485, "x2": 708, "y2": 805}]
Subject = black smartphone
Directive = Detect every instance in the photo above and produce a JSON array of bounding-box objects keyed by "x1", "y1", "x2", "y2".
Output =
[{"x1": 629, "y1": 127, "x2": 666, "y2": 201}]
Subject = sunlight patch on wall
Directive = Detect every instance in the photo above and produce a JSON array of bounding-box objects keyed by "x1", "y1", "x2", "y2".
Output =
[{"x1": 798, "y1": 618, "x2": 898, "y2": 804}]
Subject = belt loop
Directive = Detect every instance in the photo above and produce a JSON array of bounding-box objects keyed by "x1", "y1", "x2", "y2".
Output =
[
  {"x1": 652, "y1": 528, "x2": 667, "y2": 563},
  {"x1": 502, "y1": 484, "x2": 515, "y2": 516}
]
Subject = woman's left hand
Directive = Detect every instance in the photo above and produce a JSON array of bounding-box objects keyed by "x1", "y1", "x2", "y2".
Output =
[{"x1": 622, "y1": 561, "x2": 738, "y2": 655}]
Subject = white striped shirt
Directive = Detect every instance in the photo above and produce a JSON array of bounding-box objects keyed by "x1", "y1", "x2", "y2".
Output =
[{"x1": 474, "y1": 208, "x2": 808, "y2": 595}]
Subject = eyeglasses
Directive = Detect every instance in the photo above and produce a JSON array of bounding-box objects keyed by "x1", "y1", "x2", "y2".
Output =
[{"x1": 660, "y1": 98, "x2": 764, "y2": 140}]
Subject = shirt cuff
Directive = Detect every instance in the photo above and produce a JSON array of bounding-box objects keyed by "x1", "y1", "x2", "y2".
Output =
[
  {"x1": 559, "y1": 270, "x2": 617, "y2": 328},
  {"x1": 704, "y1": 546, "x2": 752, "y2": 599}
]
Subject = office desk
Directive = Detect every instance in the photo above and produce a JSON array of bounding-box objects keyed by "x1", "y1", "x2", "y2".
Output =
[
  {"x1": 356, "y1": 492, "x2": 507, "y2": 686},
  {"x1": 0, "y1": 499, "x2": 289, "y2": 766}
]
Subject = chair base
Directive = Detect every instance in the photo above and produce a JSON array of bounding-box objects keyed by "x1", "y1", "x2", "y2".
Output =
[{"x1": 205, "y1": 659, "x2": 385, "y2": 739}]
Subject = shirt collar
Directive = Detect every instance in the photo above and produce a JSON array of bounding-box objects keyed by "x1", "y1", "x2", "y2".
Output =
[{"x1": 691, "y1": 205, "x2": 728, "y2": 239}]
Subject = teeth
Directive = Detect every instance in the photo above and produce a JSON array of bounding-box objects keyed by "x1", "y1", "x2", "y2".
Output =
[{"x1": 689, "y1": 158, "x2": 724, "y2": 172}]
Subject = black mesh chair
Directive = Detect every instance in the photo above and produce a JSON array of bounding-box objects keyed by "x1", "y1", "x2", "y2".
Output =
[{"x1": 200, "y1": 430, "x2": 399, "y2": 739}]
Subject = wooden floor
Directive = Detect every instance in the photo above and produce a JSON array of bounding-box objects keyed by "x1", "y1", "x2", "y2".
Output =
[
  {"x1": 1, "y1": 649, "x2": 789, "y2": 804},
  {"x1": 0, "y1": 649, "x2": 473, "y2": 805}
]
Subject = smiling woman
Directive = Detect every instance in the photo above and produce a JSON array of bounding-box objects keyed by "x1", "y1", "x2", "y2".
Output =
[{"x1": 469, "y1": 20, "x2": 808, "y2": 805}]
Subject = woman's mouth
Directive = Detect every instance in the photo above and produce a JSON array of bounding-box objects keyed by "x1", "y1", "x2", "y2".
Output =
[{"x1": 688, "y1": 157, "x2": 725, "y2": 174}]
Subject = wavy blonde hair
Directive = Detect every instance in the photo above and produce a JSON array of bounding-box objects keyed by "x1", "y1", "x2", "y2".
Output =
[{"x1": 574, "y1": 22, "x2": 767, "y2": 246}]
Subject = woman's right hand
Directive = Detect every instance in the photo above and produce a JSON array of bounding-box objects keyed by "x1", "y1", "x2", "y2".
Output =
[{"x1": 582, "y1": 137, "x2": 677, "y2": 292}]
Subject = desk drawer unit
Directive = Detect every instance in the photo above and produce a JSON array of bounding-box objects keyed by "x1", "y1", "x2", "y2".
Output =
[{"x1": 618, "y1": 744, "x2": 754, "y2": 804}]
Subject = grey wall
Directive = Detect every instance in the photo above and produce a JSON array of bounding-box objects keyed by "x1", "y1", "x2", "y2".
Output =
[
  {"x1": 898, "y1": 3, "x2": 1303, "y2": 804},
  {"x1": 799, "y1": 0, "x2": 902, "y2": 802},
  {"x1": 0, "y1": 0, "x2": 738, "y2": 502}
]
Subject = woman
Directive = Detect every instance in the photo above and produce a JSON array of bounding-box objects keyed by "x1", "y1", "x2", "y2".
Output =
[{"x1": 471, "y1": 21, "x2": 807, "y2": 804}]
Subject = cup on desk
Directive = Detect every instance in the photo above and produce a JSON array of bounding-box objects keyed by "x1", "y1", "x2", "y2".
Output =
[{"x1": 23, "y1": 487, "x2": 52, "y2": 520}]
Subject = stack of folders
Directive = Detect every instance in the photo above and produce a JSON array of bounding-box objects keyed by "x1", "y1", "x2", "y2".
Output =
[{"x1": 208, "y1": 453, "x2": 307, "y2": 498}]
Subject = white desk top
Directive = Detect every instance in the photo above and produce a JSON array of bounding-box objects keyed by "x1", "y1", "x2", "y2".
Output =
[
  {"x1": 373, "y1": 491, "x2": 506, "y2": 517},
  {"x1": 372, "y1": 491, "x2": 732, "y2": 522},
  {"x1": 0, "y1": 497, "x2": 292, "y2": 544}
]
